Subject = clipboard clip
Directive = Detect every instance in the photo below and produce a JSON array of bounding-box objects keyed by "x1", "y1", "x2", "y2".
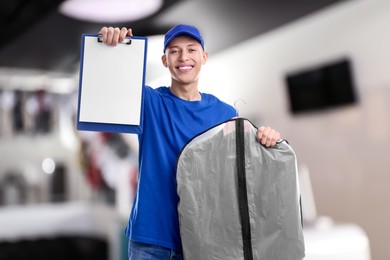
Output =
[{"x1": 97, "y1": 35, "x2": 132, "y2": 45}]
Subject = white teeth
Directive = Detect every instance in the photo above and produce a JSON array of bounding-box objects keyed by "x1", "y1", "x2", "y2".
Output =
[{"x1": 178, "y1": 66, "x2": 192, "y2": 70}]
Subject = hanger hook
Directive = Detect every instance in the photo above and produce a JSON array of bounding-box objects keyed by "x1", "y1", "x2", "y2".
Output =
[{"x1": 234, "y1": 99, "x2": 247, "y2": 116}]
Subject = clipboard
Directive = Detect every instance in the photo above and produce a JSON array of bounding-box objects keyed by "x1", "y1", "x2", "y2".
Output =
[{"x1": 76, "y1": 34, "x2": 147, "y2": 134}]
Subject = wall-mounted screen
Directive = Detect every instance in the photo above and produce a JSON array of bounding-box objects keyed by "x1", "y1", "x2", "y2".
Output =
[{"x1": 285, "y1": 58, "x2": 357, "y2": 114}]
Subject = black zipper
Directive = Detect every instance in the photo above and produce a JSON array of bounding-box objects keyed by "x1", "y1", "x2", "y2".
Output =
[{"x1": 235, "y1": 118, "x2": 253, "y2": 260}]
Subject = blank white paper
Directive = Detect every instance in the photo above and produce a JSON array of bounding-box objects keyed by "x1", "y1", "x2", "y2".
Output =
[{"x1": 79, "y1": 36, "x2": 145, "y2": 126}]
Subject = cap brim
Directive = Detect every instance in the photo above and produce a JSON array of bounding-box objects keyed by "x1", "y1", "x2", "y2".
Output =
[{"x1": 164, "y1": 32, "x2": 204, "y2": 51}]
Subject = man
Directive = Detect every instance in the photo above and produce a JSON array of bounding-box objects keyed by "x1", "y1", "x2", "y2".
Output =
[{"x1": 99, "y1": 24, "x2": 281, "y2": 260}]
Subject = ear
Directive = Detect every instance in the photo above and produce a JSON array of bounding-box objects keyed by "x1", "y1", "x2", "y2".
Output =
[
  {"x1": 161, "y1": 54, "x2": 168, "y2": 67},
  {"x1": 202, "y1": 51, "x2": 209, "y2": 65}
]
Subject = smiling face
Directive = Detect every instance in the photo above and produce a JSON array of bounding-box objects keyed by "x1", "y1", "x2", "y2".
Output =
[{"x1": 162, "y1": 35, "x2": 208, "y2": 89}]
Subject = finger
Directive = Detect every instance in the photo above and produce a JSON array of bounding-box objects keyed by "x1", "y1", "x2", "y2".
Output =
[
  {"x1": 127, "y1": 28, "x2": 133, "y2": 36},
  {"x1": 266, "y1": 130, "x2": 280, "y2": 147},
  {"x1": 260, "y1": 126, "x2": 271, "y2": 145},
  {"x1": 99, "y1": 27, "x2": 108, "y2": 43},
  {"x1": 273, "y1": 131, "x2": 281, "y2": 147},
  {"x1": 112, "y1": 27, "x2": 122, "y2": 44},
  {"x1": 106, "y1": 27, "x2": 115, "y2": 45},
  {"x1": 119, "y1": 27, "x2": 128, "y2": 42},
  {"x1": 257, "y1": 126, "x2": 265, "y2": 142}
]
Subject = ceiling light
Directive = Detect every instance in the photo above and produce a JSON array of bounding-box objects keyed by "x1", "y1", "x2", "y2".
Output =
[{"x1": 59, "y1": 0, "x2": 163, "y2": 23}]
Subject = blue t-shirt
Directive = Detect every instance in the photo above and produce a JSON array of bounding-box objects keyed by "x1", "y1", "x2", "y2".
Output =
[{"x1": 125, "y1": 86, "x2": 237, "y2": 250}]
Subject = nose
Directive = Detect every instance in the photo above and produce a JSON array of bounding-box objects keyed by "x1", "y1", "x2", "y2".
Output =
[{"x1": 179, "y1": 50, "x2": 189, "y2": 61}]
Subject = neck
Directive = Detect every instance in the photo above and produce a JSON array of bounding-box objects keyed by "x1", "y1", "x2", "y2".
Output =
[{"x1": 170, "y1": 82, "x2": 201, "y2": 101}]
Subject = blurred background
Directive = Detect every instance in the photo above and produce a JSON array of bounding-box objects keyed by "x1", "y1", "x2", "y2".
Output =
[{"x1": 0, "y1": 0, "x2": 389, "y2": 259}]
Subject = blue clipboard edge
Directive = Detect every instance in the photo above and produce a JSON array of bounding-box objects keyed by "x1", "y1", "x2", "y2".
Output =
[{"x1": 76, "y1": 33, "x2": 148, "y2": 134}]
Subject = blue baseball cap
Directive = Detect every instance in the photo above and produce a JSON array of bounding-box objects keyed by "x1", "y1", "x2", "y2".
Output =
[{"x1": 163, "y1": 24, "x2": 205, "y2": 53}]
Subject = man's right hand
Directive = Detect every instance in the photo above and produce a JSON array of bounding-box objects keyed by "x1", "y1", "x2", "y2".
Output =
[{"x1": 98, "y1": 27, "x2": 133, "y2": 46}]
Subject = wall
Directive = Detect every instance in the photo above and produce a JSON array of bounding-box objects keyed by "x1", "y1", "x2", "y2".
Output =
[{"x1": 194, "y1": 0, "x2": 390, "y2": 259}]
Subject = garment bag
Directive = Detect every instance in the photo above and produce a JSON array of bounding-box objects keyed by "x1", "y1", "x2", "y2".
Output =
[{"x1": 176, "y1": 118, "x2": 305, "y2": 260}]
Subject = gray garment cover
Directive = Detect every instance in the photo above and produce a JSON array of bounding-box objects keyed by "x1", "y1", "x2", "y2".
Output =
[{"x1": 176, "y1": 118, "x2": 305, "y2": 260}]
